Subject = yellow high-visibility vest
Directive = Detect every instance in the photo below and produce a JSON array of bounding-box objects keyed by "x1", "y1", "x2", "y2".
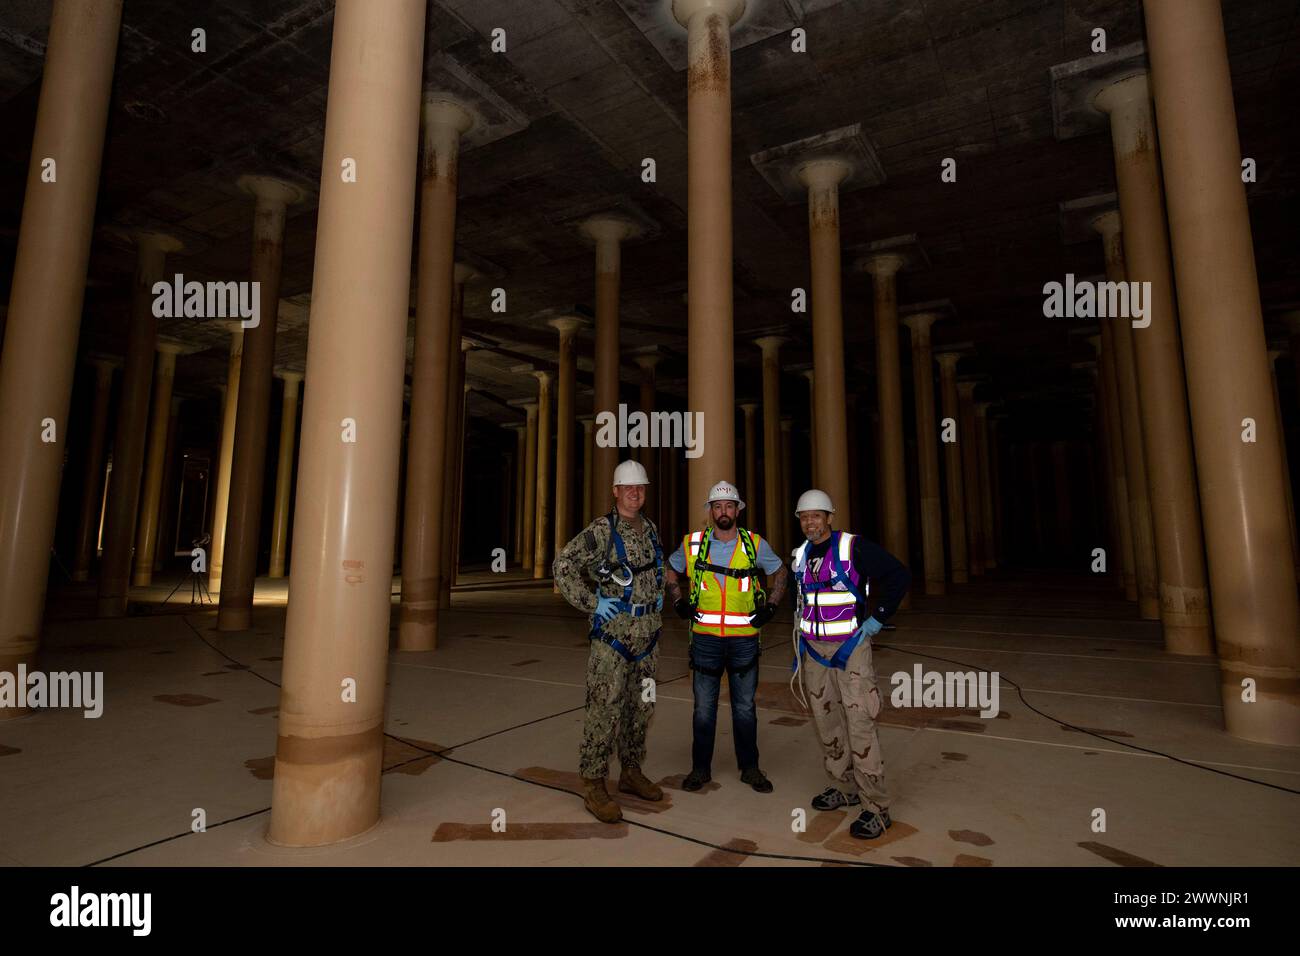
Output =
[{"x1": 684, "y1": 529, "x2": 763, "y2": 637}]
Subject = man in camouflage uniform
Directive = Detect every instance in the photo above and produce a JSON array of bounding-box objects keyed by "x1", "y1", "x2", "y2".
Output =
[{"x1": 553, "y1": 459, "x2": 665, "y2": 823}]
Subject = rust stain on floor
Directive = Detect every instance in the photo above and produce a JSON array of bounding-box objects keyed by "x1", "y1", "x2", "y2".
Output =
[
  {"x1": 892, "y1": 856, "x2": 932, "y2": 867},
  {"x1": 245, "y1": 756, "x2": 275, "y2": 780},
  {"x1": 693, "y1": 838, "x2": 758, "y2": 867},
  {"x1": 1078, "y1": 841, "x2": 1162, "y2": 867},
  {"x1": 954, "y1": 853, "x2": 993, "y2": 867},
  {"x1": 383, "y1": 737, "x2": 447, "y2": 775},
  {"x1": 798, "y1": 809, "x2": 846, "y2": 844},
  {"x1": 512, "y1": 659, "x2": 541, "y2": 667},
  {"x1": 155, "y1": 693, "x2": 220, "y2": 706},
  {"x1": 433, "y1": 821, "x2": 627, "y2": 842},
  {"x1": 822, "y1": 820, "x2": 918, "y2": 856},
  {"x1": 514, "y1": 766, "x2": 674, "y2": 814},
  {"x1": 659, "y1": 773, "x2": 721, "y2": 794},
  {"x1": 1062, "y1": 725, "x2": 1134, "y2": 738},
  {"x1": 0, "y1": 744, "x2": 20, "y2": 756},
  {"x1": 941, "y1": 752, "x2": 968, "y2": 761},
  {"x1": 949, "y1": 829, "x2": 994, "y2": 847},
  {"x1": 770, "y1": 715, "x2": 808, "y2": 727},
  {"x1": 247, "y1": 706, "x2": 278, "y2": 716}
]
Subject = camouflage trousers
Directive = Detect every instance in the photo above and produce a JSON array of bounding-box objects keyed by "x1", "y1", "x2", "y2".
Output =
[
  {"x1": 802, "y1": 636, "x2": 890, "y2": 812},
  {"x1": 578, "y1": 635, "x2": 660, "y2": 779}
]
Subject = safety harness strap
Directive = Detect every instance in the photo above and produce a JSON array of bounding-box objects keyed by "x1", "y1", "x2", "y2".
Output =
[{"x1": 793, "y1": 627, "x2": 865, "y2": 671}]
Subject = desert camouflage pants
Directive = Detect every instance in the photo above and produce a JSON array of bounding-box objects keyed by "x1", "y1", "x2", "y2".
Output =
[
  {"x1": 802, "y1": 636, "x2": 890, "y2": 812},
  {"x1": 578, "y1": 636, "x2": 659, "y2": 779}
]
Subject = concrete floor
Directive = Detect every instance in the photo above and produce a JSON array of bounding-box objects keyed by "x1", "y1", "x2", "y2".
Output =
[{"x1": 2, "y1": 568, "x2": 1297, "y2": 867}]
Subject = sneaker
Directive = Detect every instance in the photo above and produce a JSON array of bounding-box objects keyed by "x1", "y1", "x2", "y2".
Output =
[
  {"x1": 849, "y1": 808, "x2": 892, "y2": 840},
  {"x1": 682, "y1": 769, "x2": 712, "y2": 792},
  {"x1": 740, "y1": 767, "x2": 773, "y2": 793},
  {"x1": 810, "y1": 786, "x2": 861, "y2": 811}
]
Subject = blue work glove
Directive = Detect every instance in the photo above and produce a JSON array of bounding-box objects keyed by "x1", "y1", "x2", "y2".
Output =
[
  {"x1": 857, "y1": 616, "x2": 883, "y2": 639},
  {"x1": 655, "y1": 594, "x2": 664, "y2": 612},
  {"x1": 593, "y1": 595, "x2": 621, "y2": 623}
]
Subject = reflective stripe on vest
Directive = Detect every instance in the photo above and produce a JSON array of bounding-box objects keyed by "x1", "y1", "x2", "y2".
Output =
[{"x1": 684, "y1": 529, "x2": 761, "y2": 636}]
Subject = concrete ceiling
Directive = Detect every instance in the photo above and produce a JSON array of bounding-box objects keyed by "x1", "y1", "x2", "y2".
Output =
[{"x1": 1, "y1": 0, "x2": 1297, "y2": 439}]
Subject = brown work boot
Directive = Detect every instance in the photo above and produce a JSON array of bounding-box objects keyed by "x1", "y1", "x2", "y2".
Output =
[
  {"x1": 617, "y1": 764, "x2": 664, "y2": 801},
  {"x1": 582, "y1": 776, "x2": 623, "y2": 824}
]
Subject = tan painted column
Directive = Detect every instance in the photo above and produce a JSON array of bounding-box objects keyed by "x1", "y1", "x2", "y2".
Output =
[
  {"x1": 155, "y1": 394, "x2": 183, "y2": 573},
  {"x1": 584, "y1": 216, "x2": 633, "y2": 500},
  {"x1": 801, "y1": 368, "x2": 818, "y2": 486},
  {"x1": 520, "y1": 402, "x2": 538, "y2": 570},
  {"x1": 552, "y1": 318, "x2": 582, "y2": 556},
  {"x1": 396, "y1": 102, "x2": 473, "y2": 650},
  {"x1": 0, "y1": 0, "x2": 123, "y2": 692},
  {"x1": 1266, "y1": 349, "x2": 1299, "y2": 580},
  {"x1": 72, "y1": 359, "x2": 117, "y2": 582},
  {"x1": 634, "y1": 352, "x2": 661, "y2": 518},
  {"x1": 439, "y1": 285, "x2": 472, "y2": 610},
  {"x1": 509, "y1": 423, "x2": 526, "y2": 564},
  {"x1": 1091, "y1": 334, "x2": 1135, "y2": 597},
  {"x1": 755, "y1": 336, "x2": 785, "y2": 556},
  {"x1": 801, "y1": 160, "x2": 852, "y2": 527},
  {"x1": 1092, "y1": 213, "x2": 1159, "y2": 619},
  {"x1": 956, "y1": 380, "x2": 984, "y2": 575},
  {"x1": 1095, "y1": 74, "x2": 1212, "y2": 654},
  {"x1": 904, "y1": 313, "x2": 944, "y2": 593},
  {"x1": 674, "y1": 0, "x2": 743, "y2": 514},
  {"x1": 977, "y1": 403, "x2": 997, "y2": 571},
  {"x1": 863, "y1": 255, "x2": 908, "y2": 565},
  {"x1": 580, "y1": 417, "x2": 594, "y2": 528},
  {"x1": 532, "y1": 370, "x2": 554, "y2": 579},
  {"x1": 207, "y1": 326, "x2": 243, "y2": 594},
  {"x1": 218, "y1": 176, "x2": 301, "y2": 631},
  {"x1": 1146, "y1": 0, "x2": 1299, "y2": 742},
  {"x1": 268, "y1": 371, "x2": 302, "y2": 579},
  {"x1": 267, "y1": 0, "x2": 426, "y2": 846},
  {"x1": 740, "y1": 401, "x2": 758, "y2": 520},
  {"x1": 935, "y1": 354, "x2": 968, "y2": 583},
  {"x1": 97, "y1": 233, "x2": 181, "y2": 617},
  {"x1": 131, "y1": 342, "x2": 183, "y2": 586}
]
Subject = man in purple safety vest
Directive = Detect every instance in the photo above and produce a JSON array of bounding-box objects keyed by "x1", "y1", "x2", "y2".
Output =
[{"x1": 791, "y1": 489, "x2": 910, "y2": 840}]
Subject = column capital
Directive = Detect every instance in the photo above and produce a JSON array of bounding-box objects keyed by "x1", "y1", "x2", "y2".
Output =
[
  {"x1": 533, "y1": 369, "x2": 554, "y2": 386},
  {"x1": 581, "y1": 214, "x2": 640, "y2": 245},
  {"x1": 902, "y1": 312, "x2": 940, "y2": 336},
  {"x1": 132, "y1": 230, "x2": 185, "y2": 255},
  {"x1": 796, "y1": 158, "x2": 851, "y2": 191},
  {"x1": 858, "y1": 253, "x2": 904, "y2": 278},
  {"x1": 672, "y1": 0, "x2": 745, "y2": 29},
  {"x1": 1090, "y1": 210, "x2": 1122, "y2": 240},
  {"x1": 274, "y1": 369, "x2": 305, "y2": 384},
  {"x1": 1092, "y1": 71, "x2": 1150, "y2": 114},
  {"x1": 237, "y1": 174, "x2": 304, "y2": 208},
  {"x1": 548, "y1": 315, "x2": 584, "y2": 336},
  {"x1": 754, "y1": 335, "x2": 787, "y2": 355},
  {"x1": 422, "y1": 94, "x2": 475, "y2": 134},
  {"x1": 632, "y1": 350, "x2": 663, "y2": 372},
  {"x1": 155, "y1": 339, "x2": 188, "y2": 356},
  {"x1": 935, "y1": 351, "x2": 965, "y2": 372},
  {"x1": 84, "y1": 352, "x2": 121, "y2": 373},
  {"x1": 739, "y1": 401, "x2": 758, "y2": 414},
  {"x1": 956, "y1": 379, "x2": 978, "y2": 399}
]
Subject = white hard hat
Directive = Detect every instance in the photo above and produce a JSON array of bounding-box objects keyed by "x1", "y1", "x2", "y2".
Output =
[
  {"x1": 795, "y1": 489, "x2": 835, "y2": 515},
  {"x1": 612, "y1": 459, "x2": 650, "y2": 486},
  {"x1": 705, "y1": 480, "x2": 745, "y2": 511}
]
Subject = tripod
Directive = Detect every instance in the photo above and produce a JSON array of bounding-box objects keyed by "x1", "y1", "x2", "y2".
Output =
[{"x1": 161, "y1": 533, "x2": 214, "y2": 607}]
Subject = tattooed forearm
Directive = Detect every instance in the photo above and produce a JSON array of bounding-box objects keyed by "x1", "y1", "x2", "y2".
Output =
[
  {"x1": 766, "y1": 566, "x2": 787, "y2": 606},
  {"x1": 665, "y1": 567, "x2": 683, "y2": 603}
]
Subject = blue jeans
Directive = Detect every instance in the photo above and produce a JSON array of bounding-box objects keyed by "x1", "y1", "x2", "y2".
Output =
[{"x1": 689, "y1": 633, "x2": 761, "y2": 773}]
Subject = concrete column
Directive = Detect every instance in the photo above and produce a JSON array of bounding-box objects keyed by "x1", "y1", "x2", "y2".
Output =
[
  {"x1": 218, "y1": 176, "x2": 301, "y2": 631},
  {"x1": 1267, "y1": 349, "x2": 1299, "y2": 580},
  {"x1": 584, "y1": 217, "x2": 634, "y2": 503},
  {"x1": 674, "y1": 0, "x2": 744, "y2": 514},
  {"x1": 509, "y1": 423, "x2": 526, "y2": 563},
  {"x1": 520, "y1": 402, "x2": 538, "y2": 570},
  {"x1": 801, "y1": 160, "x2": 852, "y2": 527},
  {"x1": 801, "y1": 368, "x2": 817, "y2": 486},
  {"x1": 97, "y1": 233, "x2": 182, "y2": 617},
  {"x1": 780, "y1": 417, "x2": 794, "y2": 547},
  {"x1": 904, "y1": 313, "x2": 944, "y2": 593},
  {"x1": 846, "y1": 392, "x2": 861, "y2": 533},
  {"x1": 155, "y1": 394, "x2": 183, "y2": 573},
  {"x1": 131, "y1": 342, "x2": 184, "y2": 586},
  {"x1": 666, "y1": 445, "x2": 680, "y2": 540},
  {"x1": 439, "y1": 282, "x2": 472, "y2": 610},
  {"x1": 956, "y1": 380, "x2": 984, "y2": 575},
  {"x1": 532, "y1": 371, "x2": 554, "y2": 579},
  {"x1": 935, "y1": 354, "x2": 968, "y2": 583},
  {"x1": 0, "y1": 0, "x2": 123, "y2": 692},
  {"x1": 268, "y1": 371, "x2": 302, "y2": 579},
  {"x1": 1091, "y1": 334, "x2": 1136, "y2": 597},
  {"x1": 1095, "y1": 74, "x2": 1212, "y2": 654},
  {"x1": 755, "y1": 336, "x2": 786, "y2": 556},
  {"x1": 552, "y1": 318, "x2": 582, "y2": 557},
  {"x1": 207, "y1": 326, "x2": 243, "y2": 594},
  {"x1": 634, "y1": 352, "x2": 661, "y2": 518},
  {"x1": 1092, "y1": 213, "x2": 1159, "y2": 619},
  {"x1": 267, "y1": 0, "x2": 426, "y2": 846},
  {"x1": 1146, "y1": 0, "x2": 1299, "y2": 742},
  {"x1": 396, "y1": 100, "x2": 473, "y2": 650},
  {"x1": 580, "y1": 417, "x2": 595, "y2": 528},
  {"x1": 72, "y1": 359, "x2": 117, "y2": 582},
  {"x1": 452, "y1": 375, "x2": 469, "y2": 590},
  {"x1": 740, "y1": 401, "x2": 758, "y2": 522},
  {"x1": 977, "y1": 403, "x2": 997, "y2": 571},
  {"x1": 863, "y1": 255, "x2": 908, "y2": 565}
]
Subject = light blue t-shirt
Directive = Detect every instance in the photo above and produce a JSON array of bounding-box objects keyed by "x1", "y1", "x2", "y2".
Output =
[{"x1": 669, "y1": 531, "x2": 784, "y2": 593}]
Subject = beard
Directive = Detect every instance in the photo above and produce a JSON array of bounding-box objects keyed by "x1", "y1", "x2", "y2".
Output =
[{"x1": 715, "y1": 514, "x2": 734, "y2": 530}]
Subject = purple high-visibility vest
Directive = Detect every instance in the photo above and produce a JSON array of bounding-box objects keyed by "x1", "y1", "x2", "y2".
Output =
[{"x1": 794, "y1": 531, "x2": 866, "y2": 642}]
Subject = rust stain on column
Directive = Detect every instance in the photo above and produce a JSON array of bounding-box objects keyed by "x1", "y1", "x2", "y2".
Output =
[{"x1": 532, "y1": 371, "x2": 553, "y2": 579}]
